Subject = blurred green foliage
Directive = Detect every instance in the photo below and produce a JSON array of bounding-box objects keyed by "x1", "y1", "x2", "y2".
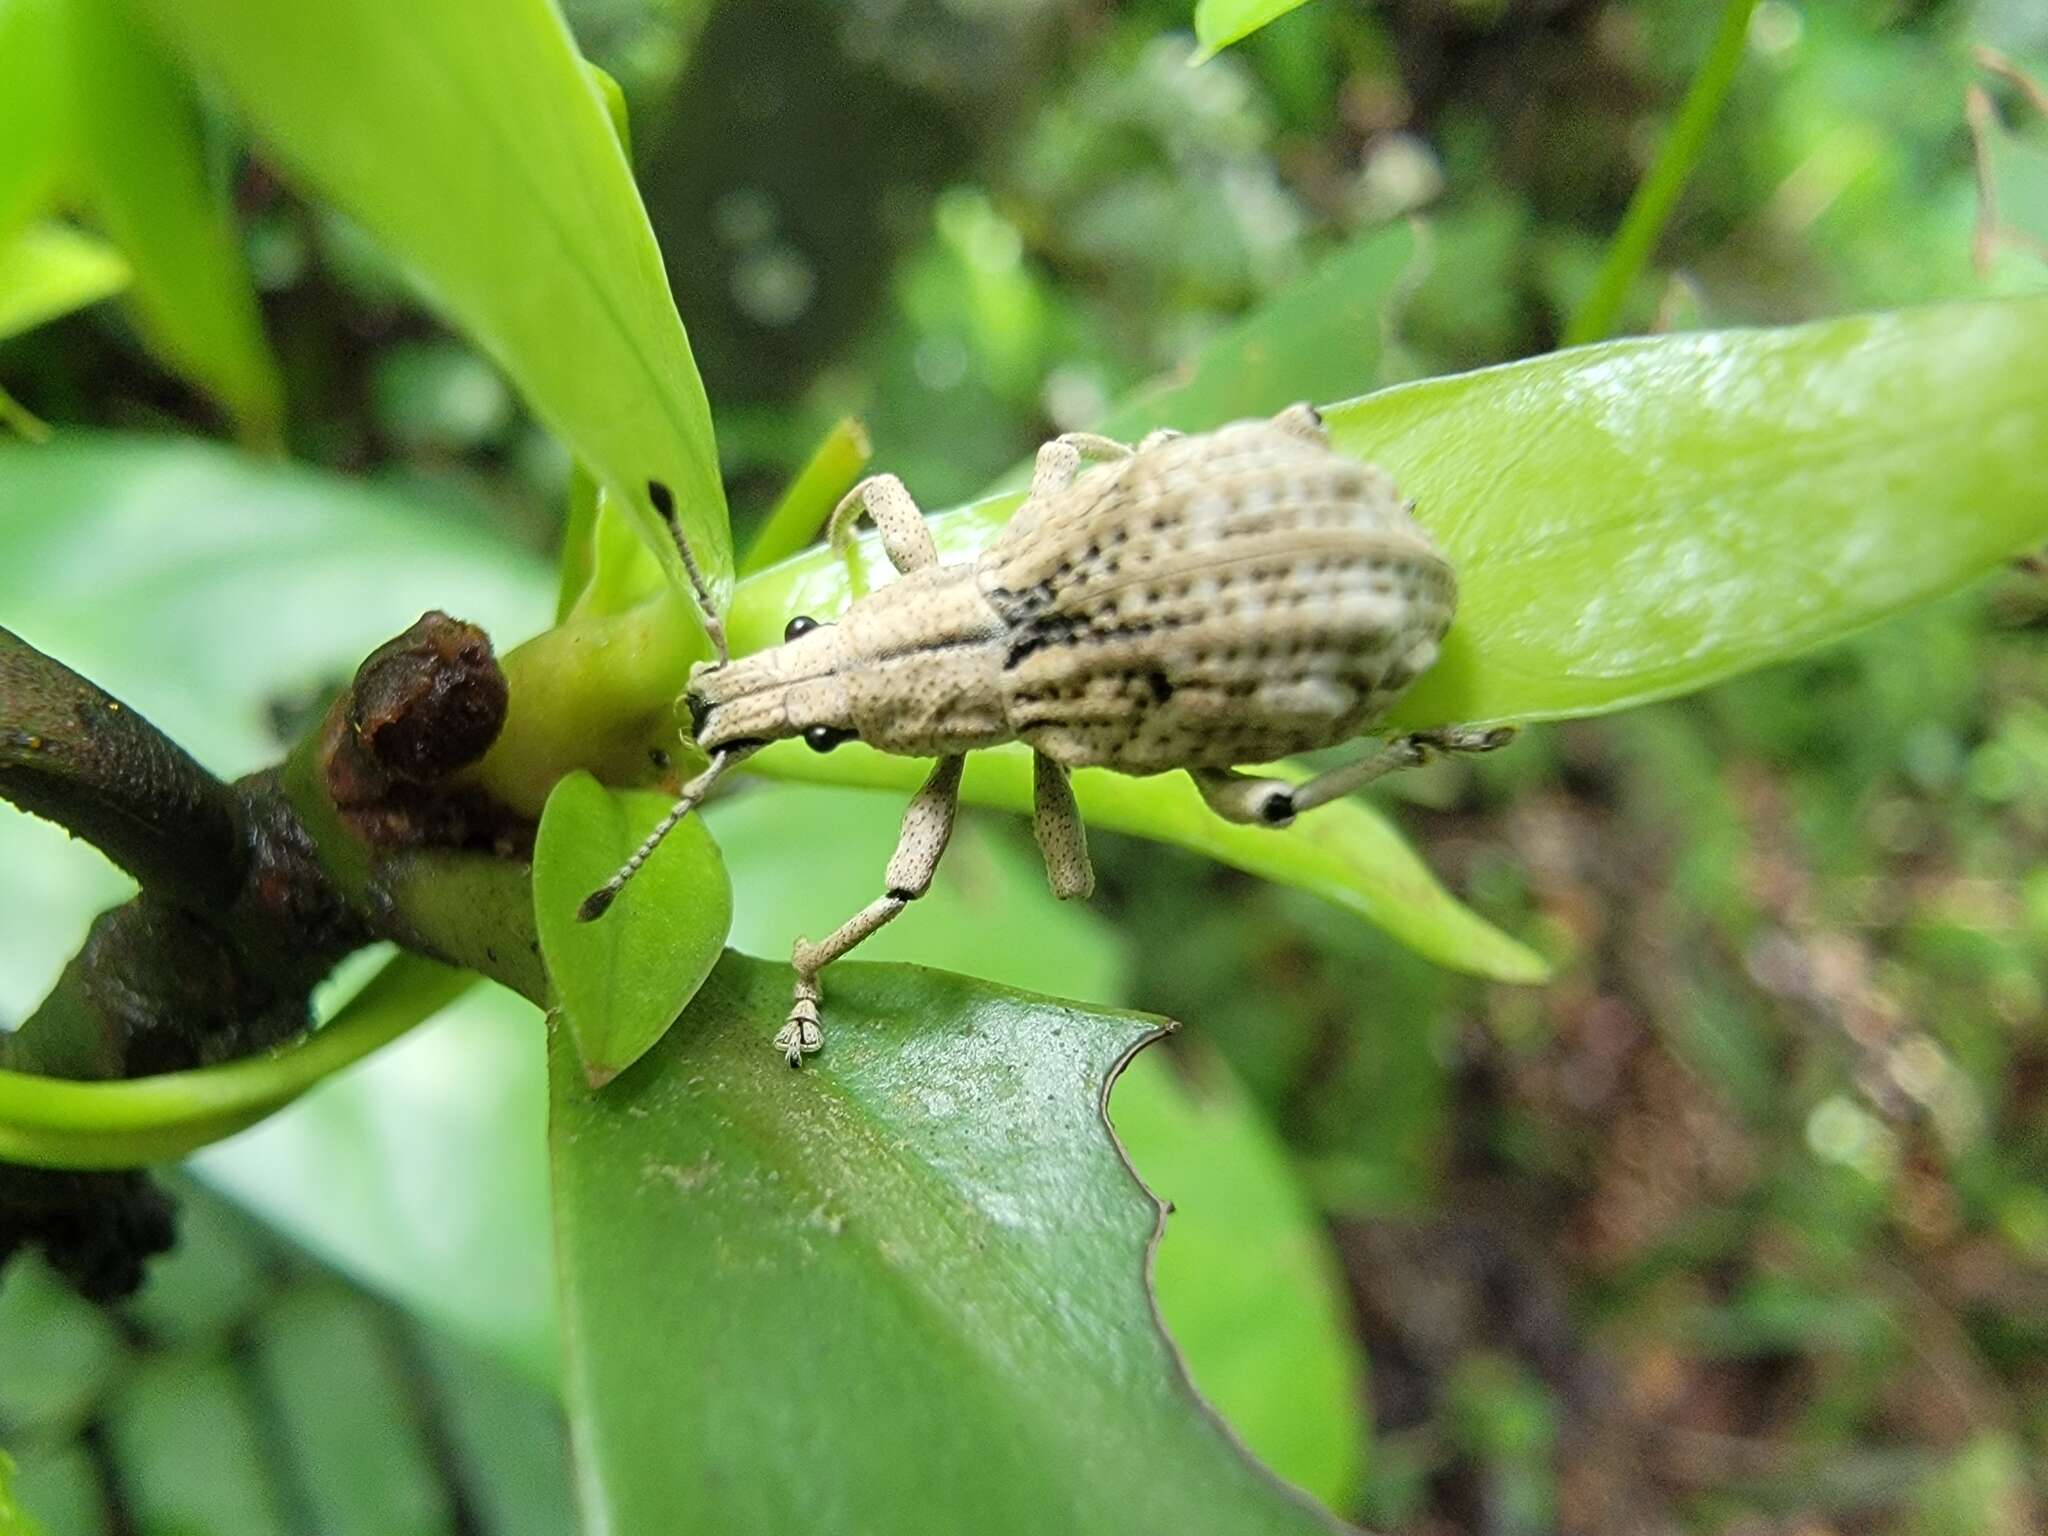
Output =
[{"x1": 4, "y1": 0, "x2": 2048, "y2": 1532}]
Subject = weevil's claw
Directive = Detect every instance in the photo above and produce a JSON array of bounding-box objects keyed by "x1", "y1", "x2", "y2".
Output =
[{"x1": 775, "y1": 995, "x2": 823, "y2": 1068}]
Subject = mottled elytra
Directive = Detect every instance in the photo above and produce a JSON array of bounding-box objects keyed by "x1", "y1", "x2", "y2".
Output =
[{"x1": 580, "y1": 405, "x2": 1510, "y2": 1066}]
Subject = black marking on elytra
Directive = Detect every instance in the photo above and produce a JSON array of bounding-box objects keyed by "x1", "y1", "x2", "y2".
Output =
[{"x1": 1145, "y1": 670, "x2": 1174, "y2": 704}]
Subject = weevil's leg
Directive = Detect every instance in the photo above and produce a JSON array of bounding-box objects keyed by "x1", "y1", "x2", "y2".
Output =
[
  {"x1": 1028, "y1": 431, "x2": 1137, "y2": 501},
  {"x1": 1192, "y1": 726, "x2": 1516, "y2": 828},
  {"x1": 1269, "y1": 402, "x2": 1328, "y2": 445},
  {"x1": 775, "y1": 754, "x2": 966, "y2": 1067},
  {"x1": 1030, "y1": 752, "x2": 1094, "y2": 901},
  {"x1": 827, "y1": 474, "x2": 939, "y2": 577}
]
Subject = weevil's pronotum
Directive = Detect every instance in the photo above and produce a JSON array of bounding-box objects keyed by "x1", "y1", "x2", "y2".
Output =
[{"x1": 580, "y1": 404, "x2": 1509, "y2": 1065}]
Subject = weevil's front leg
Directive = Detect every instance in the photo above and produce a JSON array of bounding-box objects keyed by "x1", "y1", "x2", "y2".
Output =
[
  {"x1": 775, "y1": 754, "x2": 966, "y2": 1067},
  {"x1": 1028, "y1": 431, "x2": 1138, "y2": 501},
  {"x1": 1031, "y1": 753, "x2": 1094, "y2": 900},
  {"x1": 1192, "y1": 726, "x2": 1516, "y2": 828},
  {"x1": 828, "y1": 474, "x2": 939, "y2": 577}
]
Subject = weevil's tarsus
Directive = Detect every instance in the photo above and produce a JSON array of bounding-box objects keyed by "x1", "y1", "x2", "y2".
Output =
[
  {"x1": 776, "y1": 754, "x2": 966, "y2": 1065},
  {"x1": 1193, "y1": 725, "x2": 1517, "y2": 827},
  {"x1": 646, "y1": 477, "x2": 729, "y2": 666},
  {"x1": 577, "y1": 745, "x2": 757, "y2": 922}
]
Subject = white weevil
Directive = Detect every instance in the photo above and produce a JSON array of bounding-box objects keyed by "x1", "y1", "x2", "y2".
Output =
[{"x1": 581, "y1": 403, "x2": 1508, "y2": 1065}]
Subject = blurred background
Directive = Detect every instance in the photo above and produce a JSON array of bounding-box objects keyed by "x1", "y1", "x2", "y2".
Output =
[{"x1": 5, "y1": 0, "x2": 2048, "y2": 1532}]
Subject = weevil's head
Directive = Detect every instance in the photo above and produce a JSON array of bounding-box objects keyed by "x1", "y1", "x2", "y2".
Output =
[{"x1": 682, "y1": 613, "x2": 861, "y2": 756}]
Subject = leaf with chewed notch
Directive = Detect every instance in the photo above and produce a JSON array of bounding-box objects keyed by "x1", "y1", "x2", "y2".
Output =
[
  {"x1": 550, "y1": 951, "x2": 1348, "y2": 1536},
  {"x1": 533, "y1": 773, "x2": 730, "y2": 1086}
]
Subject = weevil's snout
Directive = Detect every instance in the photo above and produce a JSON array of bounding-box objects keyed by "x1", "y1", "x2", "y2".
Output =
[{"x1": 681, "y1": 632, "x2": 853, "y2": 753}]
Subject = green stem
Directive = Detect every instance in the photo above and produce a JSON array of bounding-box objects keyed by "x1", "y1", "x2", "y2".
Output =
[
  {"x1": 1561, "y1": 0, "x2": 1757, "y2": 347},
  {"x1": 740, "y1": 417, "x2": 872, "y2": 576},
  {"x1": 0, "y1": 954, "x2": 474, "y2": 1169}
]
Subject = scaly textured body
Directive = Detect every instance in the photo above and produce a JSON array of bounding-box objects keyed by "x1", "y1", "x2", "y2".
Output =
[
  {"x1": 985, "y1": 420, "x2": 1454, "y2": 772},
  {"x1": 581, "y1": 406, "x2": 1504, "y2": 1066}
]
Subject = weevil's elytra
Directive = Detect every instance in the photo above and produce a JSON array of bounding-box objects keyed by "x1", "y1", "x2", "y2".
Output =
[{"x1": 582, "y1": 404, "x2": 1511, "y2": 1064}]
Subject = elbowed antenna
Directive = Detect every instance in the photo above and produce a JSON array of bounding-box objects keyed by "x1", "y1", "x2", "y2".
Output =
[
  {"x1": 578, "y1": 744, "x2": 757, "y2": 921},
  {"x1": 647, "y1": 478, "x2": 729, "y2": 666},
  {"x1": 577, "y1": 480, "x2": 742, "y2": 923}
]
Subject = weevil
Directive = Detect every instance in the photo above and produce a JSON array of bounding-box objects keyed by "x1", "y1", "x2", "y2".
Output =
[{"x1": 580, "y1": 403, "x2": 1509, "y2": 1065}]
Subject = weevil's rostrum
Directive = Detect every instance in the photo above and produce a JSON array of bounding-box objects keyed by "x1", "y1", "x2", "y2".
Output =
[{"x1": 584, "y1": 404, "x2": 1507, "y2": 1066}]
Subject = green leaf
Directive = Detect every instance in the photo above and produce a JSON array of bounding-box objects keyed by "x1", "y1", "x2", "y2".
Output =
[
  {"x1": 739, "y1": 415, "x2": 872, "y2": 575},
  {"x1": 550, "y1": 951, "x2": 1345, "y2": 1536},
  {"x1": 533, "y1": 773, "x2": 732, "y2": 1086},
  {"x1": 0, "y1": 953, "x2": 473, "y2": 1168},
  {"x1": 0, "y1": 0, "x2": 69, "y2": 246},
  {"x1": 744, "y1": 740, "x2": 1546, "y2": 983},
  {"x1": 0, "y1": 222, "x2": 130, "y2": 342},
  {"x1": 66, "y1": 0, "x2": 283, "y2": 445},
  {"x1": 1350, "y1": 298, "x2": 2048, "y2": 729},
  {"x1": 1190, "y1": 0, "x2": 1316, "y2": 65},
  {"x1": 0, "y1": 1448, "x2": 46, "y2": 1536},
  {"x1": 139, "y1": 0, "x2": 731, "y2": 584},
  {"x1": 1111, "y1": 1044, "x2": 1368, "y2": 1510},
  {"x1": 193, "y1": 984, "x2": 559, "y2": 1384}
]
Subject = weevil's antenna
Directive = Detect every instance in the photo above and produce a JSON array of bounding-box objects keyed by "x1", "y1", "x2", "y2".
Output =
[
  {"x1": 646, "y1": 479, "x2": 729, "y2": 665},
  {"x1": 579, "y1": 743, "x2": 759, "y2": 921}
]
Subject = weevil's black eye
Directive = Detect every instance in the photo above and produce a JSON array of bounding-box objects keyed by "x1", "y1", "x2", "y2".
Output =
[
  {"x1": 803, "y1": 724, "x2": 855, "y2": 753},
  {"x1": 784, "y1": 614, "x2": 820, "y2": 642},
  {"x1": 686, "y1": 690, "x2": 711, "y2": 737}
]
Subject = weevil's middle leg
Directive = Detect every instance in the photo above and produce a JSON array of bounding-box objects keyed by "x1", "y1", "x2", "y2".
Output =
[
  {"x1": 828, "y1": 474, "x2": 939, "y2": 579},
  {"x1": 1192, "y1": 726, "x2": 1516, "y2": 828},
  {"x1": 774, "y1": 754, "x2": 966, "y2": 1067},
  {"x1": 1031, "y1": 752, "x2": 1094, "y2": 900}
]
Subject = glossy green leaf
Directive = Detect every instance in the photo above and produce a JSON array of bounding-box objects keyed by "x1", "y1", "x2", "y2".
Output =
[
  {"x1": 140, "y1": 0, "x2": 730, "y2": 583},
  {"x1": 66, "y1": 0, "x2": 283, "y2": 445},
  {"x1": 0, "y1": 954, "x2": 472, "y2": 1169},
  {"x1": 1111, "y1": 1043, "x2": 1368, "y2": 1509},
  {"x1": 0, "y1": 223, "x2": 129, "y2": 342},
  {"x1": 0, "y1": 0, "x2": 68, "y2": 247},
  {"x1": 742, "y1": 740, "x2": 1545, "y2": 983},
  {"x1": 1190, "y1": 0, "x2": 1316, "y2": 63},
  {"x1": 533, "y1": 773, "x2": 731, "y2": 1086},
  {"x1": 551, "y1": 951, "x2": 1344, "y2": 1536},
  {"x1": 1352, "y1": 298, "x2": 2048, "y2": 729}
]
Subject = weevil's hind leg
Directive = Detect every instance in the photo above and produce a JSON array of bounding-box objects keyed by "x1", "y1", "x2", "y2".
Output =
[
  {"x1": 776, "y1": 754, "x2": 966, "y2": 1067},
  {"x1": 1028, "y1": 431, "x2": 1137, "y2": 501},
  {"x1": 827, "y1": 474, "x2": 939, "y2": 578},
  {"x1": 1269, "y1": 402, "x2": 1328, "y2": 445},
  {"x1": 1031, "y1": 753, "x2": 1094, "y2": 900},
  {"x1": 1192, "y1": 726, "x2": 1516, "y2": 828}
]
